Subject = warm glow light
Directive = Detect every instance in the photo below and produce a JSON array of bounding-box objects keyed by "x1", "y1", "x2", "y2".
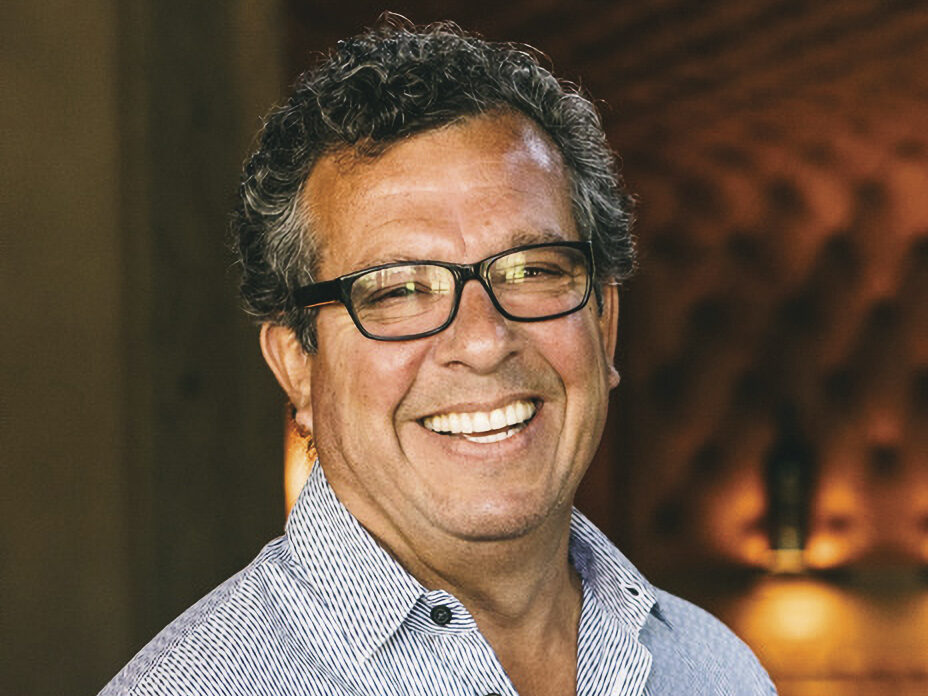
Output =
[
  {"x1": 804, "y1": 535, "x2": 852, "y2": 569},
  {"x1": 816, "y1": 481, "x2": 860, "y2": 514},
  {"x1": 741, "y1": 578, "x2": 846, "y2": 644},
  {"x1": 284, "y1": 410, "x2": 315, "y2": 514},
  {"x1": 741, "y1": 534, "x2": 772, "y2": 567},
  {"x1": 769, "y1": 548, "x2": 804, "y2": 574},
  {"x1": 704, "y1": 468, "x2": 769, "y2": 567},
  {"x1": 804, "y1": 477, "x2": 870, "y2": 569},
  {"x1": 723, "y1": 575, "x2": 928, "y2": 679},
  {"x1": 765, "y1": 583, "x2": 831, "y2": 641}
]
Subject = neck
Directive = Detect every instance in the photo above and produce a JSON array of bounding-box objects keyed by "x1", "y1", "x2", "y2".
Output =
[
  {"x1": 379, "y1": 503, "x2": 583, "y2": 696},
  {"x1": 392, "y1": 509, "x2": 579, "y2": 626},
  {"x1": 329, "y1": 473, "x2": 581, "y2": 632},
  {"x1": 324, "y1": 466, "x2": 584, "y2": 696}
]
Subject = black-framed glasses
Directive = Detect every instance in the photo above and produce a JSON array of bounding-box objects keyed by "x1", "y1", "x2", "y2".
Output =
[{"x1": 293, "y1": 241, "x2": 595, "y2": 341}]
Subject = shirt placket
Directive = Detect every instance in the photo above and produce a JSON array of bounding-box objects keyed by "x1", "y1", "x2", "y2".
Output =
[
  {"x1": 576, "y1": 582, "x2": 653, "y2": 696},
  {"x1": 431, "y1": 631, "x2": 518, "y2": 696},
  {"x1": 411, "y1": 592, "x2": 518, "y2": 696}
]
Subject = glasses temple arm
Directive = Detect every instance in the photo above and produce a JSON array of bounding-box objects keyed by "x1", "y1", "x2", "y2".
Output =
[{"x1": 294, "y1": 278, "x2": 342, "y2": 308}]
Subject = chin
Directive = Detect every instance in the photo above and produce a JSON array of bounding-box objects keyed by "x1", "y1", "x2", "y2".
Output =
[{"x1": 431, "y1": 495, "x2": 563, "y2": 542}]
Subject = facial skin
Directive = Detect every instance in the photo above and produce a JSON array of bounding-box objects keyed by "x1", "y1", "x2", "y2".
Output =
[{"x1": 263, "y1": 112, "x2": 620, "y2": 552}]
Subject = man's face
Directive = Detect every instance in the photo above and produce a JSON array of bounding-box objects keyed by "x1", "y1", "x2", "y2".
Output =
[{"x1": 277, "y1": 113, "x2": 619, "y2": 544}]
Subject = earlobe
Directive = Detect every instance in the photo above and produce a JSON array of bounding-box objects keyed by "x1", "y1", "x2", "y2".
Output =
[
  {"x1": 259, "y1": 323, "x2": 314, "y2": 433},
  {"x1": 599, "y1": 283, "x2": 621, "y2": 389}
]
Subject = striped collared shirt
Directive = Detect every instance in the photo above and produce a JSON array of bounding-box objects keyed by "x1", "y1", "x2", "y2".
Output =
[{"x1": 100, "y1": 463, "x2": 776, "y2": 695}]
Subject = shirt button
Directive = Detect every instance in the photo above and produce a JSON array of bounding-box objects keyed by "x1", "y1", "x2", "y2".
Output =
[{"x1": 429, "y1": 604, "x2": 452, "y2": 626}]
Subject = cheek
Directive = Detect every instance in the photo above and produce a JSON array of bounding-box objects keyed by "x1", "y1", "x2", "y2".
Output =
[
  {"x1": 314, "y1": 326, "x2": 428, "y2": 432},
  {"x1": 537, "y1": 313, "x2": 613, "y2": 451},
  {"x1": 534, "y1": 310, "x2": 610, "y2": 387}
]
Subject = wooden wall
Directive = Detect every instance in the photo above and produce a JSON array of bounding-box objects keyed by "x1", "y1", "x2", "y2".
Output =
[{"x1": 3, "y1": 1, "x2": 285, "y2": 693}]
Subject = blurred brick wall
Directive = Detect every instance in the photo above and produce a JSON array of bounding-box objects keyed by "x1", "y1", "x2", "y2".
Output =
[
  {"x1": 602, "y1": 0, "x2": 928, "y2": 575},
  {"x1": 288, "y1": 0, "x2": 928, "y2": 577},
  {"x1": 286, "y1": 2, "x2": 928, "y2": 689}
]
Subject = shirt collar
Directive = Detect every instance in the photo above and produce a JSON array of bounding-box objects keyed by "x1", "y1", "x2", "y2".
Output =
[
  {"x1": 569, "y1": 510, "x2": 668, "y2": 632},
  {"x1": 286, "y1": 462, "x2": 427, "y2": 662},
  {"x1": 286, "y1": 462, "x2": 667, "y2": 662}
]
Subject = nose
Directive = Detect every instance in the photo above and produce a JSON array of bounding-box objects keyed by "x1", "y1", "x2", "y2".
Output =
[{"x1": 432, "y1": 279, "x2": 518, "y2": 373}]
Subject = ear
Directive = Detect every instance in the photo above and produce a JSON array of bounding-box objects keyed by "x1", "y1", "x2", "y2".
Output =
[
  {"x1": 598, "y1": 283, "x2": 621, "y2": 389},
  {"x1": 260, "y1": 323, "x2": 315, "y2": 434}
]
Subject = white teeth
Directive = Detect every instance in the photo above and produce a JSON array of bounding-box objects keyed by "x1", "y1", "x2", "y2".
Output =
[
  {"x1": 463, "y1": 429, "x2": 518, "y2": 444},
  {"x1": 505, "y1": 403, "x2": 517, "y2": 424},
  {"x1": 472, "y1": 412, "x2": 491, "y2": 432},
  {"x1": 422, "y1": 399, "x2": 537, "y2": 437}
]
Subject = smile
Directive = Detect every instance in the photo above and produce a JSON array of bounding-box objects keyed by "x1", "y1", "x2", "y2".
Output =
[{"x1": 421, "y1": 399, "x2": 538, "y2": 444}]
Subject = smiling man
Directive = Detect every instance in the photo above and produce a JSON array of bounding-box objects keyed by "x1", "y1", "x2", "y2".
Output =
[{"x1": 100, "y1": 20, "x2": 775, "y2": 696}]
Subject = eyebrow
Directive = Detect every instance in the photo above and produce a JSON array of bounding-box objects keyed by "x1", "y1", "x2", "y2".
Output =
[
  {"x1": 509, "y1": 228, "x2": 570, "y2": 246},
  {"x1": 356, "y1": 251, "x2": 424, "y2": 268},
  {"x1": 358, "y1": 229, "x2": 572, "y2": 268}
]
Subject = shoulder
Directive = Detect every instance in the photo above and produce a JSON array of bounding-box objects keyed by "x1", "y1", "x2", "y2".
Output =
[
  {"x1": 97, "y1": 537, "x2": 341, "y2": 696},
  {"x1": 641, "y1": 589, "x2": 777, "y2": 695}
]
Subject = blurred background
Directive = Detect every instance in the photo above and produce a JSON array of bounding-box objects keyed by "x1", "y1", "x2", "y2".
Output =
[{"x1": 3, "y1": 1, "x2": 927, "y2": 694}]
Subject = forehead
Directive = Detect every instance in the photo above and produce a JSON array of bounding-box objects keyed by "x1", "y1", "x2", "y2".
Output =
[{"x1": 302, "y1": 112, "x2": 576, "y2": 273}]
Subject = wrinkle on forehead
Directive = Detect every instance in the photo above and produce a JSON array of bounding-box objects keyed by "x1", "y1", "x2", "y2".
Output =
[
  {"x1": 312, "y1": 111, "x2": 566, "y2": 193},
  {"x1": 302, "y1": 111, "x2": 573, "y2": 271}
]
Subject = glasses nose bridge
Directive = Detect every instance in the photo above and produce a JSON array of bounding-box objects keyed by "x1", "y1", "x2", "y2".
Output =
[{"x1": 452, "y1": 259, "x2": 497, "y2": 303}]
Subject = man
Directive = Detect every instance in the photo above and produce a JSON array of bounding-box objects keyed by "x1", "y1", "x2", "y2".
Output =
[{"x1": 101, "y1": 20, "x2": 775, "y2": 696}]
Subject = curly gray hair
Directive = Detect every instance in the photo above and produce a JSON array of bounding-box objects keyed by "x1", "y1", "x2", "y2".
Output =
[{"x1": 232, "y1": 18, "x2": 636, "y2": 352}]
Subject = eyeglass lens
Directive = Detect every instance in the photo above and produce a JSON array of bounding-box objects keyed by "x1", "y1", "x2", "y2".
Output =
[{"x1": 349, "y1": 245, "x2": 589, "y2": 338}]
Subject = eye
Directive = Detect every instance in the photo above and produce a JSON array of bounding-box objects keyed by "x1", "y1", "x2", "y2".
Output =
[
  {"x1": 367, "y1": 281, "x2": 431, "y2": 304},
  {"x1": 521, "y1": 264, "x2": 567, "y2": 278},
  {"x1": 498, "y1": 262, "x2": 570, "y2": 283}
]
